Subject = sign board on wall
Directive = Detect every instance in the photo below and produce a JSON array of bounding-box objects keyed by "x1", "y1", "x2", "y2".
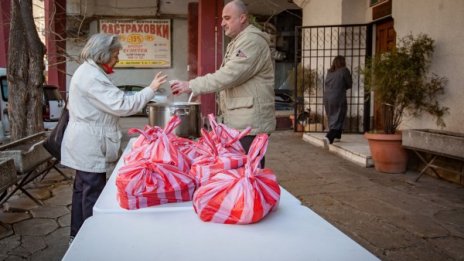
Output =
[{"x1": 99, "y1": 19, "x2": 172, "y2": 68}]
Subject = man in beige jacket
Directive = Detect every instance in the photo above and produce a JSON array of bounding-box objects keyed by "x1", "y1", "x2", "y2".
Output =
[{"x1": 171, "y1": 0, "x2": 275, "y2": 166}]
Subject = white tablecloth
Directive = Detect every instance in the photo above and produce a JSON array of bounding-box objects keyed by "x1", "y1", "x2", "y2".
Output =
[
  {"x1": 94, "y1": 138, "x2": 301, "y2": 214},
  {"x1": 64, "y1": 198, "x2": 378, "y2": 261},
  {"x1": 66, "y1": 137, "x2": 378, "y2": 260}
]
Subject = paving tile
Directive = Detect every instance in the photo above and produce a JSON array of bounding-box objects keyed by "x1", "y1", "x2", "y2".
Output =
[
  {"x1": 41, "y1": 169, "x2": 71, "y2": 183},
  {"x1": 13, "y1": 219, "x2": 58, "y2": 236},
  {"x1": 430, "y1": 236, "x2": 464, "y2": 260},
  {"x1": 299, "y1": 193, "x2": 342, "y2": 209},
  {"x1": 331, "y1": 208, "x2": 420, "y2": 250},
  {"x1": 387, "y1": 214, "x2": 450, "y2": 238},
  {"x1": 279, "y1": 179, "x2": 333, "y2": 196},
  {"x1": 44, "y1": 227, "x2": 69, "y2": 248},
  {"x1": 300, "y1": 194, "x2": 421, "y2": 255},
  {"x1": 27, "y1": 188, "x2": 52, "y2": 201},
  {"x1": 0, "y1": 235, "x2": 20, "y2": 255},
  {"x1": 30, "y1": 227, "x2": 70, "y2": 261},
  {"x1": 50, "y1": 183, "x2": 73, "y2": 197},
  {"x1": 3, "y1": 254, "x2": 27, "y2": 261},
  {"x1": 30, "y1": 206, "x2": 69, "y2": 219},
  {"x1": 402, "y1": 176, "x2": 464, "y2": 201},
  {"x1": 434, "y1": 208, "x2": 464, "y2": 237},
  {"x1": 0, "y1": 224, "x2": 13, "y2": 240},
  {"x1": 20, "y1": 235, "x2": 46, "y2": 254},
  {"x1": 429, "y1": 191, "x2": 464, "y2": 209},
  {"x1": 342, "y1": 198, "x2": 410, "y2": 217},
  {"x1": 43, "y1": 193, "x2": 72, "y2": 207},
  {"x1": 57, "y1": 213, "x2": 70, "y2": 228},
  {"x1": 0, "y1": 211, "x2": 31, "y2": 225},
  {"x1": 2, "y1": 196, "x2": 40, "y2": 212},
  {"x1": 287, "y1": 179, "x2": 370, "y2": 196},
  {"x1": 384, "y1": 241, "x2": 453, "y2": 261},
  {"x1": 332, "y1": 189, "x2": 447, "y2": 217},
  {"x1": 8, "y1": 245, "x2": 32, "y2": 259},
  {"x1": 23, "y1": 180, "x2": 50, "y2": 190},
  {"x1": 30, "y1": 245, "x2": 68, "y2": 261},
  {"x1": 366, "y1": 174, "x2": 415, "y2": 188},
  {"x1": 274, "y1": 131, "x2": 464, "y2": 260}
]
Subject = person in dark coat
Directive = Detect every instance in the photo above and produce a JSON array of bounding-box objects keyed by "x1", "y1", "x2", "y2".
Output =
[{"x1": 323, "y1": 55, "x2": 352, "y2": 146}]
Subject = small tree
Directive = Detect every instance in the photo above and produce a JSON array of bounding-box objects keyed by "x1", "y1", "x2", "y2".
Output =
[
  {"x1": 361, "y1": 34, "x2": 449, "y2": 134},
  {"x1": 288, "y1": 63, "x2": 318, "y2": 128},
  {"x1": 7, "y1": 0, "x2": 46, "y2": 140},
  {"x1": 290, "y1": 63, "x2": 317, "y2": 98}
]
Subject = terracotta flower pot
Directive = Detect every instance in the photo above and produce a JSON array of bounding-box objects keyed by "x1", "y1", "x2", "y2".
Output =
[
  {"x1": 364, "y1": 132, "x2": 408, "y2": 174},
  {"x1": 289, "y1": 114, "x2": 295, "y2": 129}
]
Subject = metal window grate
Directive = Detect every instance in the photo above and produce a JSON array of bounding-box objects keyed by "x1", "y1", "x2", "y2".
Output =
[{"x1": 294, "y1": 24, "x2": 372, "y2": 133}]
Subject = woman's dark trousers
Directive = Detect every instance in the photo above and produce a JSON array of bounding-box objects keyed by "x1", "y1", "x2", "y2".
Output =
[
  {"x1": 326, "y1": 129, "x2": 343, "y2": 144},
  {"x1": 70, "y1": 170, "x2": 106, "y2": 237}
]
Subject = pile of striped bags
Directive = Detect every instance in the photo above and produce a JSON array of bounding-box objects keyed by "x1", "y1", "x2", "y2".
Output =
[{"x1": 116, "y1": 114, "x2": 281, "y2": 224}]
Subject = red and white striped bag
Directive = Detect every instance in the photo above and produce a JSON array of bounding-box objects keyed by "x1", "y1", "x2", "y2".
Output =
[
  {"x1": 124, "y1": 126, "x2": 162, "y2": 163},
  {"x1": 171, "y1": 136, "x2": 203, "y2": 163},
  {"x1": 205, "y1": 113, "x2": 250, "y2": 155},
  {"x1": 124, "y1": 119, "x2": 191, "y2": 173},
  {"x1": 125, "y1": 115, "x2": 183, "y2": 161},
  {"x1": 129, "y1": 116, "x2": 182, "y2": 149},
  {"x1": 192, "y1": 134, "x2": 280, "y2": 224},
  {"x1": 130, "y1": 125, "x2": 161, "y2": 149},
  {"x1": 116, "y1": 160, "x2": 195, "y2": 210},
  {"x1": 190, "y1": 129, "x2": 248, "y2": 186}
]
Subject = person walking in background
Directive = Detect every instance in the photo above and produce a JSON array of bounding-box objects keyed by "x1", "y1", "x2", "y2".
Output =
[
  {"x1": 323, "y1": 55, "x2": 352, "y2": 147},
  {"x1": 170, "y1": 0, "x2": 275, "y2": 166},
  {"x1": 61, "y1": 33, "x2": 167, "y2": 243}
]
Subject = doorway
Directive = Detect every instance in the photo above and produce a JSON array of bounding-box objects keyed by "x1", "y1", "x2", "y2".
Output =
[
  {"x1": 373, "y1": 17, "x2": 396, "y2": 131},
  {"x1": 295, "y1": 24, "x2": 372, "y2": 133}
]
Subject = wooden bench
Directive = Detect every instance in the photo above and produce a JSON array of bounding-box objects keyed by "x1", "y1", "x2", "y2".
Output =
[
  {"x1": 0, "y1": 158, "x2": 17, "y2": 202},
  {"x1": 0, "y1": 132, "x2": 69, "y2": 206},
  {"x1": 0, "y1": 158, "x2": 17, "y2": 228},
  {"x1": 402, "y1": 129, "x2": 464, "y2": 182}
]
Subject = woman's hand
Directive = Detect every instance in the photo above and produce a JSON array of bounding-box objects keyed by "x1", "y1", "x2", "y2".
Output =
[{"x1": 149, "y1": 72, "x2": 168, "y2": 92}]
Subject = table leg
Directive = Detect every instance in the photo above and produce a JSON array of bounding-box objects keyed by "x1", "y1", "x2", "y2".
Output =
[
  {"x1": 414, "y1": 151, "x2": 439, "y2": 182},
  {"x1": 39, "y1": 159, "x2": 70, "y2": 181},
  {"x1": 53, "y1": 165, "x2": 70, "y2": 180},
  {"x1": 0, "y1": 170, "x2": 34, "y2": 206},
  {"x1": 0, "y1": 167, "x2": 47, "y2": 206},
  {"x1": 0, "y1": 220, "x2": 9, "y2": 229},
  {"x1": 0, "y1": 190, "x2": 6, "y2": 204},
  {"x1": 39, "y1": 159, "x2": 57, "y2": 181},
  {"x1": 17, "y1": 186, "x2": 44, "y2": 206}
]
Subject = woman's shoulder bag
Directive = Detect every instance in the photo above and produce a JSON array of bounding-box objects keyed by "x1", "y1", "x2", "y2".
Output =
[{"x1": 43, "y1": 105, "x2": 69, "y2": 161}]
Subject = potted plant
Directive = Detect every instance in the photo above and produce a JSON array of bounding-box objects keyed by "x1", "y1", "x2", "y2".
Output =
[
  {"x1": 361, "y1": 33, "x2": 449, "y2": 173},
  {"x1": 288, "y1": 64, "x2": 317, "y2": 131}
]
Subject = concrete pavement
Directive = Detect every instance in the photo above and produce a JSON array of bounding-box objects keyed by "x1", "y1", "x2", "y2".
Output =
[
  {"x1": 1, "y1": 117, "x2": 463, "y2": 260},
  {"x1": 267, "y1": 131, "x2": 464, "y2": 260}
]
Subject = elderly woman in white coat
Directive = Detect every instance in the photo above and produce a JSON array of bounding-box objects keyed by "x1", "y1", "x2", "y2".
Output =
[{"x1": 61, "y1": 33, "x2": 167, "y2": 242}]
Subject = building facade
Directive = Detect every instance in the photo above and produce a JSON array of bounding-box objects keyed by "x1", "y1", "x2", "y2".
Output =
[{"x1": 294, "y1": 0, "x2": 463, "y2": 133}]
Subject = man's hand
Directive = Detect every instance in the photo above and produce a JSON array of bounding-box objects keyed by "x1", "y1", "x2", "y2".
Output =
[{"x1": 169, "y1": 80, "x2": 191, "y2": 95}]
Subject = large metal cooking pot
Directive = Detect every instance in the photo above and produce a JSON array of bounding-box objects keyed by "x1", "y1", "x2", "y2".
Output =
[{"x1": 147, "y1": 102, "x2": 201, "y2": 138}]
